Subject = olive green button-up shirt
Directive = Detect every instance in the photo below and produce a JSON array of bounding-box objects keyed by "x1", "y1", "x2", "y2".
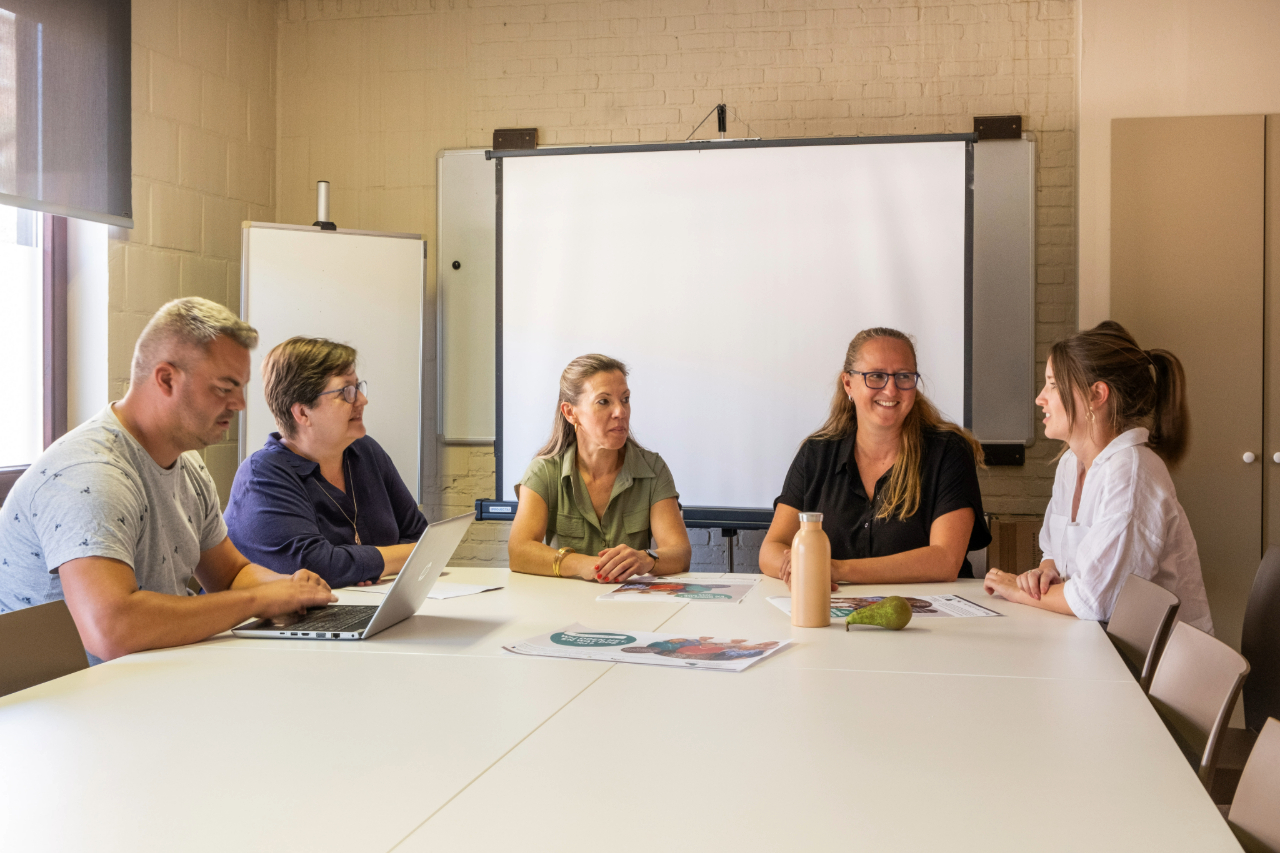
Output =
[{"x1": 517, "y1": 442, "x2": 679, "y2": 557}]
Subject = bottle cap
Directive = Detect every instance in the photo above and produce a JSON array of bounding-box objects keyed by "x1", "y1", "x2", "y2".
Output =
[{"x1": 798, "y1": 512, "x2": 823, "y2": 523}]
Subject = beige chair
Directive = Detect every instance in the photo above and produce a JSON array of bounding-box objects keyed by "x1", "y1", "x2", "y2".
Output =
[
  {"x1": 1227, "y1": 717, "x2": 1280, "y2": 853},
  {"x1": 1148, "y1": 621, "x2": 1251, "y2": 791},
  {"x1": 0, "y1": 600, "x2": 89, "y2": 698},
  {"x1": 1105, "y1": 574, "x2": 1179, "y2": 693}
]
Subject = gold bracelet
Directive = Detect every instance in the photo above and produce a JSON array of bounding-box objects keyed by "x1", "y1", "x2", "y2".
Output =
[{"x1": 552, "y1": 546, "x2": 575, "y2": 578}]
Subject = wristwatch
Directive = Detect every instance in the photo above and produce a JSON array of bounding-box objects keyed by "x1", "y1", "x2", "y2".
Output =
[{"x1": 645, "y1": 548, "x2": 659, "y2": 567}]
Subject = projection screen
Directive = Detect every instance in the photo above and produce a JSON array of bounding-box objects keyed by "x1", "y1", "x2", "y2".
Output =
[{"x1": 497, "y1": 137, "x2": 971, "y2": 512}]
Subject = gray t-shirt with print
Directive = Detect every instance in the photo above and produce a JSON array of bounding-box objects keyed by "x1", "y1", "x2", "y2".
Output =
[{"x1": 0, "y1": 406, "x2": 227, "y2": 660}]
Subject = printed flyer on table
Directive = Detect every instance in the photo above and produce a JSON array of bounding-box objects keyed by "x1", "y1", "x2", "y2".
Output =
[
  {"x1": 768, "y1": 594, "x2": 1002, "y2": 619},
  {"x1": 597, "y1": 577, "x2": 758, "y2": 603},
  {"x1": 504, "y1": 624, "x2": 792, "y2": 672}
]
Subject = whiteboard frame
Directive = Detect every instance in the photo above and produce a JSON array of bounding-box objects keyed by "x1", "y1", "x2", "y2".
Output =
[
  {"x1": 436, "y1": 150, "x2": 497, "y2": 444},
  {"x1": 489, "y1": 133, "x2": 976, "y2": 507},
  {"x1": 971, "y1": 136, "x2": 1037, "y2": 450}
]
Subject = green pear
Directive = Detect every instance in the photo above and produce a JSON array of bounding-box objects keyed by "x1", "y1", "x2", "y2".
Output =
[{"x1": 845, "y1": 596, "x2": 913, "y2": 631}]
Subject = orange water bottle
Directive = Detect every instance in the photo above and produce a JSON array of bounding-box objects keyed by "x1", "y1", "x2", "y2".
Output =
[{"x1": 791, "y1": 512, "x2": 831, "y2": 627}]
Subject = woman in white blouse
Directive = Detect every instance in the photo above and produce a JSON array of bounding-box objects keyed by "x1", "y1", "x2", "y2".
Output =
[{"x1": 983, "y1": 321, "x2": 1213, "y2": 631}]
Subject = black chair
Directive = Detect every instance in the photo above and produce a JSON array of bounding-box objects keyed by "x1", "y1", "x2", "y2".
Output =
[
  {"x1": 1241, "y1": 547, "x2": 1280, "y2": 730},
  {"x1": 1212, "y1": 546, "x2": 1280, "y2": 802}
]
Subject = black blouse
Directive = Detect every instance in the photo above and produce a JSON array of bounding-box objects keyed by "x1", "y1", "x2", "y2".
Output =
[{"x1": 775, "y1": 428, "x2": 991, "y2": 578}]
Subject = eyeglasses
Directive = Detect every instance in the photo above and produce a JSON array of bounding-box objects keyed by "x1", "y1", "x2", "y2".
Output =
[
  {"x1": 847, "y1": 371, "x2": 920, "y2": 390},
  {"x1": 315, "y1": 380, "x2": 368, "y2": 404}
]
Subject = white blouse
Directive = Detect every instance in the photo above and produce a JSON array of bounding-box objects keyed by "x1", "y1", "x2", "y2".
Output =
[{"x1": 1039, "y1": 428, "x2": 1213, "y2": 633}]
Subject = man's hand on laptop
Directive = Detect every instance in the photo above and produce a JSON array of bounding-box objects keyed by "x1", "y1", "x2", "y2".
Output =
[
  {"x1": 287, "y1": 569, "x2": 331, "y2": 591},
  {"x1": 253, "y1": 571, "x2": 337, "y2": 618}
]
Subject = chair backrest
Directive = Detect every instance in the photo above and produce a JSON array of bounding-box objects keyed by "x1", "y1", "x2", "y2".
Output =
[
  {"x1": 0, "y1": 600, "x2": 89, "y2": 698},
  {"x1": 1148, "y1": 621, "x2": 1250, "y2": 789},
  {"x1": 1105, "y1": 574, "x2": 1180, "y2": 692},
  {"x1": 1241, "y1": 547, "x2": 1280, "y2": 731},
  {"x1": 1228, "y1": 717, "x2": 1280, "y2": 853}
]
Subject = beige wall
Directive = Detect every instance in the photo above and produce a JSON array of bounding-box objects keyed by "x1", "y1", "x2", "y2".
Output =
[
  {"x1": 275, "y1": 0, "x2": 1079, "y2": 567},
  {"x1": 1077, "y1": 0, "x2": 1280, "y2": 326},
  {"x1": 111, "y1": 0, "x2": 278, "y2": 503}
]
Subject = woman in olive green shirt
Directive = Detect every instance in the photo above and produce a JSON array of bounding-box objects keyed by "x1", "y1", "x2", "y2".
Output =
[{"x1": 508, "y1": 354, "x2": 691, "y2": 582}]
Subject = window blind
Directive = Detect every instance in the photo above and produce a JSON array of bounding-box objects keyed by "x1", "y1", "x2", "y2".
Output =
[{"x1": 0, "y1": 0, "x2": 131, "y2": 228}]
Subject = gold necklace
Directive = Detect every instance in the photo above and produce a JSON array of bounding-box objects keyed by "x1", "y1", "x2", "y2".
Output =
[{"x1": 318, "y1": 458, "x2": 360, "y2": 545}]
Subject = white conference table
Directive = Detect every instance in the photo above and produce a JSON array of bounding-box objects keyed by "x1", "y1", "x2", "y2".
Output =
[{"x1": 0, "y1": 569, "x2": 1242, "y2": 852}]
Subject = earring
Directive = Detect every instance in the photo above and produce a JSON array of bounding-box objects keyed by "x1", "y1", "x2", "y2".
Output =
[
  {"x1": 1086, "y1": 408, "x2": 1095, "y2": 422},
  {"x1": 848, "y1": 395, "x2": 854, "y2": 402}
]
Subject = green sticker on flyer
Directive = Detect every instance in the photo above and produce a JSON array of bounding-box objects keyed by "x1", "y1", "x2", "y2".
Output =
[{"x1": 550, "y1": 631, "x2": 637, "y2": 648}]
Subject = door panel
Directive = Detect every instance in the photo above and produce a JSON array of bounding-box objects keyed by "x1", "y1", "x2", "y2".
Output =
[
  {"x1": 1266, "y1": 117, "x2": 1280, "y2": 549},
  {"x1": 1111, "y1": 115, "x2": 1265, "y2": 650}
]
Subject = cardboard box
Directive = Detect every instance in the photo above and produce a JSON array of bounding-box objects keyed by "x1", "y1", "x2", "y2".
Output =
[{"x1": 987, "y1": 514, "x2": 1044, "y2": 575}]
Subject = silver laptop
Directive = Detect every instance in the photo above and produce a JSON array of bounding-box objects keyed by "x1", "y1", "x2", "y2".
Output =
[{"x1": 233, "y1": 512, "x2": 475, "y2": 641}]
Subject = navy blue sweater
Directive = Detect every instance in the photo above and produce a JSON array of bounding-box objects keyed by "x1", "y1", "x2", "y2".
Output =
[{"x1": 225, "y1": 434, "x2": 427, "y2": 588}]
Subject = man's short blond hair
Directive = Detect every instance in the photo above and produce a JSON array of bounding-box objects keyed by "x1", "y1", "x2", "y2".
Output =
[{"x1": 131, "y1": 297, "x2": 259, "y2": 385}]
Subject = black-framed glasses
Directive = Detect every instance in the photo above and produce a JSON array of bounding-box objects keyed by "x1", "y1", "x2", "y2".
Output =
[
  {"x1": 315, "y1": 380, "x2": 368, "y2": 404},
  {"x1": 847, "y1": 371, "x2": 920, "y2": 390}
]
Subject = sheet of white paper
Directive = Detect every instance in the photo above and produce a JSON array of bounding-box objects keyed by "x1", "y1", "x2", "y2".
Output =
[
  {"x1": 335, "y1": 579, "x2": 503, "y2": 600},
  {"x1": 503, "y1": 623, "x2": 791, "y2": 672},
  {"x1": 767, "y1": 594, "x2": 1002, "y2": 619},
  {"x1": 428, "y1": 582, "x2": 505, "y2": 600}
]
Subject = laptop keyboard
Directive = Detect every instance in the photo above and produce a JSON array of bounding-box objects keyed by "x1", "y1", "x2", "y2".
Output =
[{"x1": 288, "y1": 605, "x2": 378, "y2": 633}]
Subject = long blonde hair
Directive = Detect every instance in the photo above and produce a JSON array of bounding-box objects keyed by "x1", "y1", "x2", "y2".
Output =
[
  {"x1": 535, "y1": 354, "x2": 632, "y2": 459},
  {"x1": 809, "y1": 328, "x2": 985, "y2": 521}
]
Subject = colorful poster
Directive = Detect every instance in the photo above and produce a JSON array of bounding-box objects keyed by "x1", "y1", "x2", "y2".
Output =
[
  {"x1": 597, "y1": 578, "x2": 756, "y2": 603},
  {"x1": 767, "y1": 594, "x2": 1002, "y2": 619},
  {"x1": 503, "y1": 624, "x2": 791, "y2": 672}
]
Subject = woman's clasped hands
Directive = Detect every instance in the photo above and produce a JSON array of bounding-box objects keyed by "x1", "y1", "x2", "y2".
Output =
[
  {"x1": 983, "y1": 562, "x2": 1061, "y2": 603},
  {"x1": 593, "y1": 544, "x2": 654, "y2": 583}
]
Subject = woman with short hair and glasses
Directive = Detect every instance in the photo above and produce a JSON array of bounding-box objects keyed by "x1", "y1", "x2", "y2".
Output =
[
  {"x1": 224, "y1": 337, "x2": 427, "y2": 588},
  {"x1": 760, "y1": 327, "x2": 991, "y2": 584}
]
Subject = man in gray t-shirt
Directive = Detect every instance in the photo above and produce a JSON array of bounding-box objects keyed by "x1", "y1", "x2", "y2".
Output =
[{"x1": 0, "y1": 298, "x2": 335, "y2": 664}]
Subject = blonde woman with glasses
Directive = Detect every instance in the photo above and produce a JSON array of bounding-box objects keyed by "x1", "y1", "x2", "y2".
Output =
[{"x1": 760, "y1": 328, "x2": 990, "y2": 585}]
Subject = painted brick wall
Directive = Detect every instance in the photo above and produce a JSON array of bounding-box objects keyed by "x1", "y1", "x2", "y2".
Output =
[
  {"x1": 110, "y1": 0, "x2": 278, "y2": 505},
  {"x1": 277, "y1": 0, "x2": 1076, "y2": 568}
]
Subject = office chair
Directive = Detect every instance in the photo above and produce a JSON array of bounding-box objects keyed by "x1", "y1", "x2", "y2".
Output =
[
  {"x1": 1105, "y1": 573, "x2": 1179, "y2": 693},
  {"x1": 1226, "y1": 717, "x2": 1280, "y2": 853},
  {"x1": 1147, "y1": 621, "x2": 1250, "y2": 791},
  {"x1": 0, "y1": 600, "x2": 89, "y2": 698}
]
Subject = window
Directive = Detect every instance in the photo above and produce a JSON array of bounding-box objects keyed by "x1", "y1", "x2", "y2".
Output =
[
  {"x1": 0, "y1": 202, "x2": 41, "y2": 465},
  {"x1": 0, "y1": 200, "x2": 65, "y2": 501}
]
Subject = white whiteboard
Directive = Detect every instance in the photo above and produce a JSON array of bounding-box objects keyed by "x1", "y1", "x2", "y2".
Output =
[
  {"x1": 436, "y1": 140, "x2": 1035, "y2": 459},
  {"x1": 240, "y1": 223, "x2": 425, "y2": 499},
  {"x1": 499, "y1": 141, "x2": 968, "y2": 508}
]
